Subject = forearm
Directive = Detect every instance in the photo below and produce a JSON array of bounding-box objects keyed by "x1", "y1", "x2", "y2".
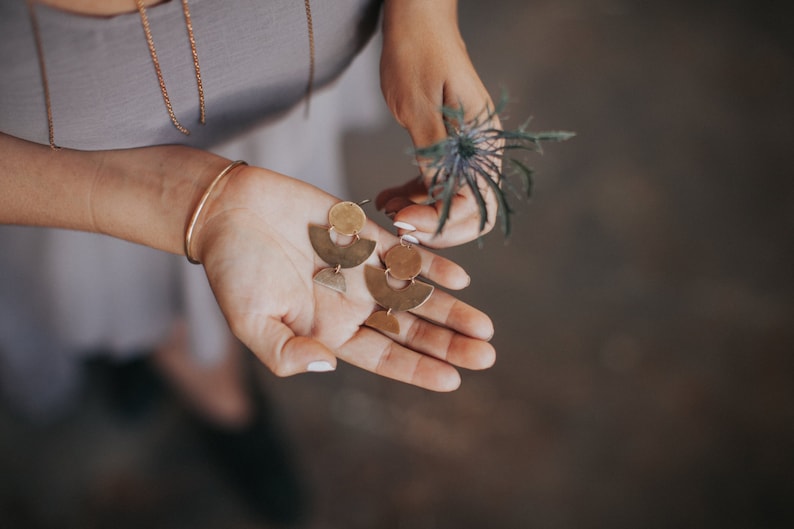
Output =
[
  {"x1": 0, "y1": 132, "x2": 230, "y2": 255},
  {"x1": 383, "y1": 0, "x2": 458, "y2": 26},
  {"x1": 382, "y1": 0, "x2": 459, "y2": 36}
]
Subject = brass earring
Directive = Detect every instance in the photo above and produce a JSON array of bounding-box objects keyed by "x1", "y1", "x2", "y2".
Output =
[
  {"x1": 364, "y1": 236, "x2": 433, "y2": 334},
  {"x1": 309, "y1": 201, "x2": 376, "y2": 293}
]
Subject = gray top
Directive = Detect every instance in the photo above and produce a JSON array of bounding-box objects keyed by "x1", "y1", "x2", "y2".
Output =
[{"x1": 0, "y1": 0, "x2": 381, "y2": 150}]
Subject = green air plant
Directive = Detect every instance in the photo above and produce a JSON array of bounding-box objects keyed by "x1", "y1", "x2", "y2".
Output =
[{"x1": 414, "y1": 98, "x2": 574, "y2": 238}]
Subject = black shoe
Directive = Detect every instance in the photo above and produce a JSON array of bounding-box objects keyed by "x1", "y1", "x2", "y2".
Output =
[
  {"x1": 194, "y1": 388, "x2": 310, "y2": 526},
  {"x1": 86, "y1": 353, "x2": 164, "y2": 421}
]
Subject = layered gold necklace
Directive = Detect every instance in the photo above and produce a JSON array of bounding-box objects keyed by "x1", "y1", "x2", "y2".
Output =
[
  {"x1": 27, "y1": 0, "x2": 316, "y2": 149},
  {"x1": 135, "y1": 0, "x2": 205, "y2": 135}
]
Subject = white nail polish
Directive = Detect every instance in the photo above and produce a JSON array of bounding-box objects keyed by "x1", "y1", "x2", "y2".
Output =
[
  {"x1": 401, "y1": 233, "x2": 420, "y2": 245},
  {"x1": 393, "y1": 221, "x2": 417, "y2": 231},
  {"x1": 307, "y1": 361, "x2": 335, "y2": 373}
]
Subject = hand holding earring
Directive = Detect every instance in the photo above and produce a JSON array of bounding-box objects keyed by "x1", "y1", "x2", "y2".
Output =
[{"x1": 193, "y1": 166, "x2": 493, "y2": 390}]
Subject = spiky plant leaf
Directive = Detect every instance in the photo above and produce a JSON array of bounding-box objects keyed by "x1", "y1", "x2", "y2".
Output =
[{"x1": 413, "y1": 98, "x2": 574, "y2": 238}]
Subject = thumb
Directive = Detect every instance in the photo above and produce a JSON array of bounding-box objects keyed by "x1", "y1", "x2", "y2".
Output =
[
  {"x1": 247, "y1": 317, "x2": 337, "y2": 377},
  {"x1": 406, "y1": 112, "x2": 447, "y2": 152},
  {"x1": 403, "y1": 110, "x2": 449, "y2": 184}
]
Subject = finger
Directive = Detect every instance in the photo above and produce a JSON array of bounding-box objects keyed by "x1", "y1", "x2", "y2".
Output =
[
  {"x1": 244, "y1": 317, "x2": 337, "y2": 376},
  {"x1": 382, "y1": 196, "x2": 416, "y2": 218},
  {"x1": 413, "y1": 244, "x2": 470, "y2": 290},
  {"x1": 368, "y1": 230, "x2": 471, "y2": 290},
  {"x1": 392, "y1": 311, "x2": 496, "y2": 370},
  {"x1": 337, "y1": 327, "x2": 462, "y2": 392},
  {"x1": 386, "y1": 196, "x2": 497, "y2": 248},
  {"x1": 375, "y1": 177, "x2": 428, "y2": 211},
  {"x1": 404, "y1": 106, "x2": 448, "y2": 156},
  {"x1": 400, "y1": 101, "x2": 450, "y2": 185},
  {"x1": 392, "y1": 202, "x2": 494, "y2": 248},
  {"x1": 405, "y1": 78, "x2": 495, "y2": 152},
  {"x1": 410, "y1": 288, "x2": 494, "y2": 341},
  {"x1": 442, "y1": 76, "x2": 496, "y2": 124},
  {"x1": 361, "y1": 223, "x2": 471, "y2": 290},
  {"x1": 391, "y1": 164, "x2": 499, "y2": 246},
  {"x1": 392, "y1": 194, "x2": 476, "y2": 233}
]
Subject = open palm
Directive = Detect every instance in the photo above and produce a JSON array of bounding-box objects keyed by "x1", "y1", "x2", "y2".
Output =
[{"x1": 194, "y1": 166, "x2": 495, "y2": 391}]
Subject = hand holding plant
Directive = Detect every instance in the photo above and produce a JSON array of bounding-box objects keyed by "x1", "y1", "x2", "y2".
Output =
[{"x1": 377, "y1": 0, "x2": 572, "y2": 245}]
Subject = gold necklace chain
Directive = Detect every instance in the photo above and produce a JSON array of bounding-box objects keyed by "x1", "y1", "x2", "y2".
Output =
[
  {"x1": 303, "y1": 0, "x2": 315, "y2": 115},
  {"x1": 136, "y1": 0, "x2": 204, "y2": 135},
  {"x1": 27, "y1": 0, "x2": 60, "y2": 149},
  {"x1": 27, "y1": 0, "x2": 316, "y2": 149}
]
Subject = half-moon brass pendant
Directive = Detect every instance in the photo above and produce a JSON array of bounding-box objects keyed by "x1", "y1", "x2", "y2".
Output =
[
  {"x1": 308, "y1": 225, "x2": 376, "y2": 269},
  {"x1": 309, "y1": 225, "x2": 376, "y2": 292},
  {"x1": 364, "y1": 265, "x2": 433, "y2": 333},
  {"x1": 308, "y1": 200, "x2": 376, "y2": 293}
]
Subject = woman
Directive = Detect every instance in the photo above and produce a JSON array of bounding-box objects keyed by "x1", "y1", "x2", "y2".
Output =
[{"x1": 0, "y1": 0, "x2": 498, "y2": 422}]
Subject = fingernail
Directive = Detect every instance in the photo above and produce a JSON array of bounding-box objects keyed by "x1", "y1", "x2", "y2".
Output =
[
  {"x1": 401, "y1": 233, "x2": 420, "y2": 245},
  {"x1": 393, "y1": 221, "x2": 417, "y2": 231},
  {"x1": 307, "y1": 361, "x2": 335, "y2": 372}
]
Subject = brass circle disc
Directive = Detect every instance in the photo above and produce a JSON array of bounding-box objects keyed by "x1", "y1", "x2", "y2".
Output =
[
  {"x1": 328, "y1": 201, "x2": 366, "y2": 236},
  {"x1": 385, "y1": 245, "x2": 422, "y2": 280},
  {"x1": 328, "y1": 202, "x2": 367, "y2": 235}
]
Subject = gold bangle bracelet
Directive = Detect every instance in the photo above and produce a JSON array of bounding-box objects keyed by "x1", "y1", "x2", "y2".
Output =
[{"x1": 184, "y1": 160, "x2": 248, "y2": 264}]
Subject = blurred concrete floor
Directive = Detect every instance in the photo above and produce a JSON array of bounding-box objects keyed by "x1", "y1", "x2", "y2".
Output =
[{"x1": 1, "y1": 1, "x2": 793, "y2": 528}]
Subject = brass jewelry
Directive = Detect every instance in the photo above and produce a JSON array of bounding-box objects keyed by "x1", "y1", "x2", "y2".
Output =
[
  {"x1": 303, "y1": 0, "x2": 315, "y2": 115},
  {"x1": 309, "y1": 201, "x2": 375, "y2": 293},
  {"x1": 185, "y1": 160, "x2": 248, "y2": 264},
  {"x1": 364, "y1": 237, "x2": 433, "y2": 334},
  {"x1": 26, "y1": 0, "x2": 59, "y2": 149},
  {"x1": 136, "y1": 0, "x2": 205, "y2": 135}
]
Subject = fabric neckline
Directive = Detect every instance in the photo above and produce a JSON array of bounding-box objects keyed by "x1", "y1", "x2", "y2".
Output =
[{"x1": 34, "y1": 0, "x2": 190, "y2": 29}]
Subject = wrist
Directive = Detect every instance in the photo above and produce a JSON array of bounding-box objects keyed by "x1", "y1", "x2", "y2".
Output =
[
  {"x1": 91, "y1": 145, "x2": 230, "y2": 255},
  {"x1": 382, "y1": 0, "x2": 459, "y2": 36},
  {"x1": 184, "y1": 160, "x2": 248, "y2": 264},
  {"x1": 188, "y1": 163, "x2": 274, "y2": 266}
]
